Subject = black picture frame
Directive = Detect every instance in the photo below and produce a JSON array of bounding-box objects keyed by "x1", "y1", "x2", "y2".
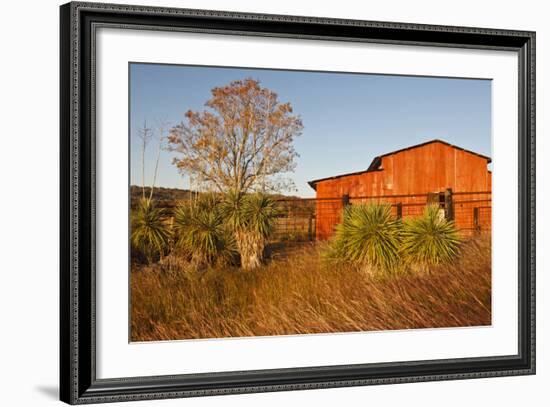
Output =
[{"x1": 60, "y1": 2, "x2": 536, "y2": 404}]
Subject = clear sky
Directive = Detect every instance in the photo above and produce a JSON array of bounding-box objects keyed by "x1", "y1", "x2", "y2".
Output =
[{"x1": 130, "y1": 63, "x2": 491, "y2": 198}]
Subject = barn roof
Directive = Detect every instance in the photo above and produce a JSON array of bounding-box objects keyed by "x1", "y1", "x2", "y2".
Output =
[{"x1": 307, "y1": 139, "x2": 491, "y2": 191}]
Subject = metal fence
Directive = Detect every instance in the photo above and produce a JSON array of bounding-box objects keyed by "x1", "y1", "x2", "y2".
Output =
[
  {"x1": 271, "y1": 198, "x2": 316, "y2": 243},
  {"x1": 134, "y1": 189, "x2": 491, "y2": 244},
  {"x1": 273, "y1": 190, "x2": 491, "y2": 242}
]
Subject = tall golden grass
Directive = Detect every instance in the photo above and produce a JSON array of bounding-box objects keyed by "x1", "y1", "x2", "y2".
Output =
[{"x1": 131, "y1": 235, "x2": 491, "y2": 341}]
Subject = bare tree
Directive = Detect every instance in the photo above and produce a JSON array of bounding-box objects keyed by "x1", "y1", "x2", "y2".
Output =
[
  {"x1": 137, "y1": 120, "x2": 152, "y2": 199},
  {"x1": 167, "y1": 78, "x2": 303, "y2": 197},
  {"x1": 149, "y1": 119, "x2": 169, "y2": 201}
]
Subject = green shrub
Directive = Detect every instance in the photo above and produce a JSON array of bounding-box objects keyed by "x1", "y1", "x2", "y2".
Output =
[
  {"x1": 325, "y1": 203, "x2": 402, "y2": 273},
  {"x1": 401, "y1": 204, "x2": 461, "y2": 268},
  {"x1": 131, "y1": 198, "x2": 171, "y2": 264},
  {"x1": 221, "y1": 191, "x2": 279, "y2": 270},
  {"x1": 173, "y1": 194, "x2": 236, "y2": 269}
]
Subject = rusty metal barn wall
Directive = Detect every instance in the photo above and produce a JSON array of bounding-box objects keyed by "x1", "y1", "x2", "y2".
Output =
[{"x1": 314, "y1": 142, "x2": 492, "y2": 240}]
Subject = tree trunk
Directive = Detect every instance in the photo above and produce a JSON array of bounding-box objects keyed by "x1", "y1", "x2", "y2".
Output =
[{"x1": 236, "y1": 230, "x2": 264, "y2": 270}]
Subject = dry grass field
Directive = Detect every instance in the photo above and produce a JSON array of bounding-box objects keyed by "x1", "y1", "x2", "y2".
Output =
[{"x1": 130, "y1": 235, "x2": 491, "y2": 342}]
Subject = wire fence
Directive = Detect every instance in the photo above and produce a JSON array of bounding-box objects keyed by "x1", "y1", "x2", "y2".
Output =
[
  {"x1": 273, "y1": 190, "x2": 491, "y2": 242},
  {"x1": 133, "y1": 189, "x2": 491, "y2": 244}
]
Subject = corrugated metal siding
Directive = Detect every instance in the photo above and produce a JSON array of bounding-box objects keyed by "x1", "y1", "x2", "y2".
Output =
[{"x1": 314, "y1": 141, "x2": 491, "y2": 240}]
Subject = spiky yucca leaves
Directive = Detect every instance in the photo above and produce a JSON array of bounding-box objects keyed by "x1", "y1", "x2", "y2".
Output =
[
  {"x1": 173, "y1": 194, "x2": 235, "y2": 269},
  {"x1": 401, "y1": 204, "x2": 461, "y2": 268},
  {"x1": 239, "y1": 193, "x2": 279, "y2": 269},
  {"x1": 220, "y1": 189, "x2": 247, "y2": 232},
  {"x1": 131, "y1": 198, "x2": 171, "y2": 264},
  {"x1": 325, "y1": 203, "x2": 402, "y2": 273},
  {"x1": 221, "y1": 191, "x2": 278, "y2": 270},
  {"x1": 241, "y1": 193, "x2": 278, "y2": 239}
]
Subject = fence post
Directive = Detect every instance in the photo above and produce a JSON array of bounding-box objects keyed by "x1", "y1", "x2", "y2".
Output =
[
  {"x1": 308, "y1": 213, "x2": 314, "y2": 241},
  {"x1": 473, "y1": 207, "x2": 480, "y2": 233},
  {"x1": 396, "y1": 202, "x2": 402, "y2": 219},
  {"x1": 444, "y1": 188, "x2": 454, "y2": 221},
  {"x1": 340, "y1": 194, "x2": 351, "y2": 229},
  {"x1": 342, "y1": 194, "x2": 350, "y2": 208}
]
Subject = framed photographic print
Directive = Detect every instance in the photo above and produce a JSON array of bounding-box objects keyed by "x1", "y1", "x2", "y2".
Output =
[{"x1": 60, "y1": 1, "x2": 536, "y2": 404}]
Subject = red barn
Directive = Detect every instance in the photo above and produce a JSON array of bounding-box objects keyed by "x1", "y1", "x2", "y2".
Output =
[{"x1": 308, "y1": 139, "x2": 492, "y2": 240}]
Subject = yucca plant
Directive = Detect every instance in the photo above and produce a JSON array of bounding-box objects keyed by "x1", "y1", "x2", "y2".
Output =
[
  {"x1": 325, "y1": 203, "x2": 402, "y2": 273},
  {"x1": 221, "y1": 191, "x2": 278, "y2": 270},
  {"x1": 131, "y1": 198, "x2": 171, "y2": 264},
  {"x1": 401, "y1": 204, "x2": 461, "y2": 269},
  {"x1": 173, "y1": 194, "x2": 235, "y2": 269}
]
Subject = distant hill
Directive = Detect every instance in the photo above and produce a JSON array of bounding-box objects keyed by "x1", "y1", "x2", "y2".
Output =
[
  {"x1": 130, "y1": 186, "x2": 196, "y2": 209},
  {"x1": 130, "y1": 185, "x2": 314, "y2": 214}
]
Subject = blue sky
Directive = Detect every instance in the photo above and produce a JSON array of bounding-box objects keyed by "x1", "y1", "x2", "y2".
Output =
[{"x1": 130, "y1": 63, "x2": 491, "y2": 198}]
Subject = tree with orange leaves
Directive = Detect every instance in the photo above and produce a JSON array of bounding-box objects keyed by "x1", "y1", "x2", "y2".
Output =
[{"x1": 167, "y1": 78, "x2": 303, "y2": 196}]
